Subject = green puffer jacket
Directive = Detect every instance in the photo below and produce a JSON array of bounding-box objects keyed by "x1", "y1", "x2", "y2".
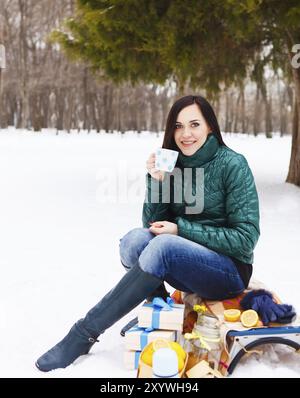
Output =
[{"x1": 142, "y1": 133, "x2": 260, "y2": 264}]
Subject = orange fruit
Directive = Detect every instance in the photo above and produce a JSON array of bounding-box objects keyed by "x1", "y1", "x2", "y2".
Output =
[
  {"x1": 141, "y1": 339, "x2": 171, "y2": 367},
  {"x1": 153, "y1": 338, "x2": 171, "y2": 351},
  {"x1": 141, "y1": 339, "x2": 186, "y2": 372},
  {"x1": 176, "y1": 355, "x2": 185, "y2": 373},
  {"x1": 241, "y1": 309, "x2": 259, "y2": 328},
  {"x1": 140, "y1": 342, "x2": 155, "y2": 366},
  {"x1": 169, "y1": 342, "x2": 187, "y2": 361},
  {"x1": 224, "y1": 309, "x2": 241, "y2": 322}
]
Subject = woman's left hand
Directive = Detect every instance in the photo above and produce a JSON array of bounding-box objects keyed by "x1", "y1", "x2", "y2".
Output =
[{"x1": 149, "y1": 221, "x2": 178, "y2": 235}]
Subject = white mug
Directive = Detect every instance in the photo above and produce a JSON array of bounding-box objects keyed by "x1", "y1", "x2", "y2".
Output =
[{"x1": 155, "y1": 148, "x2": 179, "y2": 172}]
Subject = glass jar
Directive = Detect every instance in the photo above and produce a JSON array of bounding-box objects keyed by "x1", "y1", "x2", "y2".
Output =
[
  {"x1": 183, "y1": 337, "x2": 209, "y2": 371},
  {"x1": 193, "y1": 313, "x2": 222, "y2": 370}
]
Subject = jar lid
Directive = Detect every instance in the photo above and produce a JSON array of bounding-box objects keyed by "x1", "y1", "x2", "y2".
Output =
[{"x1": 152, "y1": 348, "x2": 179, "y2": 378}]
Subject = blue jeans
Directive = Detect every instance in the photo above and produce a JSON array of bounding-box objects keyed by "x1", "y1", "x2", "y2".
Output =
[{"x1": 119, "y1": 228, "x2": 245, "y2": 300}]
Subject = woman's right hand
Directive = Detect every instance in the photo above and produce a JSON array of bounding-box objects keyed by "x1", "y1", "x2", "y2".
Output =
[{"x1": 146, "y1": 153, "x2": 165, "y2": 181}]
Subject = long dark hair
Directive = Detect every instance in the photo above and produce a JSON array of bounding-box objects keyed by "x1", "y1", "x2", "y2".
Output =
[{"x1": 162, "y1": 95, "x2": 226, "y2": 150}]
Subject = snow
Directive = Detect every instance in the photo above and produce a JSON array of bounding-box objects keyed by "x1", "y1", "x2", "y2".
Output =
[{"x1": 0, "y1": 128, "x2": 299, "y2": 378}]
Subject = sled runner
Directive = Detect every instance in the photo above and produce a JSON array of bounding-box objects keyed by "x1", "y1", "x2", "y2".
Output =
[
  {"x1": 120, "y1": 317, "x2": 138, "y2": 337},
  {"x1": 225, "y1": 326, "x2": 300, "y2": 374}
]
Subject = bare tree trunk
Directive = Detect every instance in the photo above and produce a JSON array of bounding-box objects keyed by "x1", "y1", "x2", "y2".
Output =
[
  {"x1": 233, "y1": 90, "x2": 241, "y2": 133},
  {"x1": 0, "y1": 7, "x2": 7, "y2": 128},
  {"x1": 149, "y1": 85, "x2": 159, "y2": 132},
  {"x1": 174, "y1": 75, "x2": 183, "y2": 97},
  {"x1": 253, "y1": 84, "x2": 260, "y2": 136},
  {"x1": 64, "y1": 90, "x2": 74, "y2": 133},
  {"x1": 286, "y1": 85, "x2": 293, "y2": 135},
  {"x1": 286, "y1": 66, "x2": 300, "y2": 187},
  {"x1": 161, "y1": 93, "x2": 170, "y2": 133},
  {"x1": 225, "y1": 91, "x2": 230, "y2": 132},
  {"x1": 91, "y1": 92, "x2": 100, "y2": 132},
  {"x1": 56, "y1": 88, "x2": 65, "y2": 131},
  {"x1": 277, "y1": 77, "x2": 286, "y2": 136},
  {"x1": 82, "y1": 67, "x2": 88, "y2": 130},
  {"x1": 241, "y1": 84, "x2": 245, "y2": 133},
  {"x1": 0, "y1": 45, "x2": 4, "y2": 128},
  {"x1": 18, "y1": 0, "x2": 30, "y2": 129},
  {"x1": 261, "y1": 83, "x2": 272, "y2": 138},
  {"x1": 0, "y1": 69, "x2": 3, "y2": 128},
  {"x1": 31, "y1": 91, "x2": 40, "y2": 131},
  {"x1": 214, "y1": 96, "x2": 220, "y2": 122},
  {"x1": 115, "y1": 86, "x2": 122, "y2": 133},
  {"x1": 103, "y1": 83, "x2": 113, "y2": 132}
]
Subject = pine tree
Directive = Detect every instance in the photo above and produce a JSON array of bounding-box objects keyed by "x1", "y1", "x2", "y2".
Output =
[{"x1": 51, "y1": 0, "x2": 300, "y2": 186}]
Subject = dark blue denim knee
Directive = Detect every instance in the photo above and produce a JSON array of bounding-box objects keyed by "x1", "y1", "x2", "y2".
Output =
[
  {"x1": 119, "y1": 227, "x2": 155, "y2": 270},
  {"x1": 138, "y1": 233, "x2": 245, "y2": 300},
  {"x1": 119, "y1": 229, "x2": 245, "y2": 300}
]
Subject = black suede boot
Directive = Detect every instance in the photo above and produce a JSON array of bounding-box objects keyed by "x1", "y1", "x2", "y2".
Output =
[
  {"x1": 35, "y1": 320, "x2": 98, "y2": 372},
  {"x1": 35, "y1": 265, "x2": 162, "y2": 372},
  {"x1": 120, "y1": 283, "x2": 170, "y2": 336},
  {"x1": 120, "y1": 261, "x2": 170, "y2": 302},
  {"x1": 146, "y1": 283, "x2": 170, "y2": 302}
]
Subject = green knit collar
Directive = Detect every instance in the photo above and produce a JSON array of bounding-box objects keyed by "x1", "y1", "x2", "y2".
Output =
[{"x1": 177, "y1": 132, "x2": 220, "y2": 168}]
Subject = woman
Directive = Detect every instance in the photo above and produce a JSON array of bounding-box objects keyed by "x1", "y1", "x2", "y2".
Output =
[{"x1": 36, "y1": 95, "x2": 260, "y2": 372}]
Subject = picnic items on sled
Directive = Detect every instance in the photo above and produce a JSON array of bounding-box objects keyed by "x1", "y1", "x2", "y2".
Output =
[
  {"x1": 172, "y1": 281, "x2": 300, "y2": 376},
  {"x1": 121, "y1": 297, "x2": 221, "y2": 378},
  {"x1": 124, "y1": 326, "x2": 177, "y2": 351},
  {"x1": 137, "y1": 297, "x2": 185, "y2": 331},
  {"x1": 240, "y1": 289, "x2": 296, "y2": 325},
  {"x1": 123, "y1": 350, "x2": 141, "y2": 370},
  {"x1": 120, "y1": 283, "x2": 299, "y2": 377},
  {"x1": 123, "y1": 325, "x2": 178, "y2": 369},
  {"x1": 186, "y1": 360, "x2": 223, "y2": 378},
  {"x1": 122, "y1": 297, "x2": 184, "y2": 373},
  {"x1": 136, "y1": 338, "x2": 189, "y2": 378},
  {"x1": 182, "y1": 304, "x2": 224, "y2": 373},
  {"x1": 225, "y1": 325, "x2": 300, "y2": 374}
]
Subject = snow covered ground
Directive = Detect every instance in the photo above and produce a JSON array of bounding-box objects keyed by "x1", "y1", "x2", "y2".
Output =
[{"x1": 0, "y1": 127, "x2": 299, "y2": 378}]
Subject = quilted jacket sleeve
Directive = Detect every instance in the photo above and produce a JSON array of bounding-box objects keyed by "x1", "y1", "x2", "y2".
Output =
[
  {"x1": 175, "y1": 155, "x2": 260, "y2": 263},
  {"x1": 142, "y1": 173, "x2": 171, "y2": 228}
]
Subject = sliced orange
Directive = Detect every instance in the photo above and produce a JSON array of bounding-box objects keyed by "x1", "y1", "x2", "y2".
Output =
[
  {"x1": 224, "y1": 309, "x2": 241, "y2": 322},
  {"x1": 240, "y1": 309, "x2": 259, "y2": 328}
]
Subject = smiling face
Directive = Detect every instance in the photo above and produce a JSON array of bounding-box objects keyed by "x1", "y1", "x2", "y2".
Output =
[{"x1": 174, "y1": 104, "x2": 212, "y2": 156}]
